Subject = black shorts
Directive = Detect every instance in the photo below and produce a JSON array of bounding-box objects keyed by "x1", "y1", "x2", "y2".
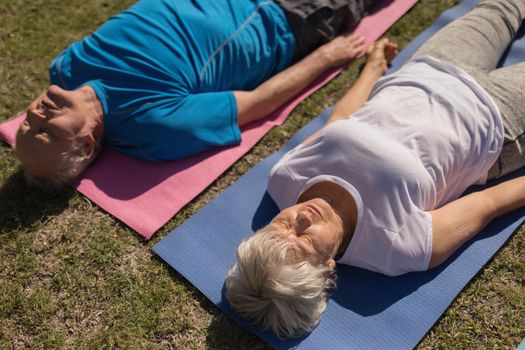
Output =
[{"x1": 274, "y1": 0, "x2": 378, "y2": 60}]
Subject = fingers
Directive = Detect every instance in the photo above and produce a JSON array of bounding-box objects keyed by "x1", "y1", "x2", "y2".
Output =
[
  {"x1": 384, "y1": 42, "x2": 399, "y2": 63},
  {"x1": 363, "y1": 38, "x2": 399, "y2": 71},
  {"x1": 366, "y1": 38, "x2": 386, "y2": 55},
  {"x1": 353, "y1": 33, "x2": 366, "y2": 43},
  {"x1": 346, "y1": 33, "x2": 365, "y2": 50},
  {"x1": 384, "y1": 41, "x2": 398, "y2": 52},
  {"x1": 376, "y1": 38, "x2": 390, "y2": 47},
  {"x1": 342, "y1": 32, "x2": 365, "y2": 41},
  {"x1": 343, "y1": 33, "x2": 366, "y2": 58},
  {"x1": 366, "y1": 42, "x2": 374, "y2": 55},
  {"x1": 318, "y1": 32, "x2": 386, "y2": 67},
  {"x1": 368, "y1": 38, "x2": 398, "y2": 58},
  {"x1": 373, "y1": 38, "x2": 391, "y2": 51},
  {"x1": 387, "y1": 42, "x2": 399, "y2": 50}
]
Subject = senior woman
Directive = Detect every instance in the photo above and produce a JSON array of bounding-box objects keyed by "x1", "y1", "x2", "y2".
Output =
[{"x1": 226, "y1": 0, "x2": 525, "y2": 339}]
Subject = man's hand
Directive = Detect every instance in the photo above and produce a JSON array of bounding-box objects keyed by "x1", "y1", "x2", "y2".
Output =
[
  {"x1": 364, "y1": 38, "x2": 398, "y2": 74},
  {"x1": 235, "y1": 32, "x2": 366, "y2": 127},
  {"x1": 315, "y1": 33, "x2": 366, "y2": 68}
]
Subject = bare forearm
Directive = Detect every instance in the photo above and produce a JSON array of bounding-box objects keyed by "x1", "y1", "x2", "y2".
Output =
[
  {"x1": 234, "y1": 50, "x2": 333, "y2": 126},
  {"x1": 299, "y1": 39, "x2": 397, "y2": 145},
  {"x1": 429, "y1": 191, "x2": 495, "y2": 268},
  {"x1": 429, "y1": 176, "x2": 525, "y2": 268},
  {"x1": 327, "y1": 65, "x2": 383, "y2": 124},
  {"x1": 234, "y1": 33, "x2": 366, "y2": 127},
  {"x1": 483, "y1": 175, "x2": 525, "y2": 217},
  {"x1": 299, "y1": 64, "x2": 382, "y2": 145}
]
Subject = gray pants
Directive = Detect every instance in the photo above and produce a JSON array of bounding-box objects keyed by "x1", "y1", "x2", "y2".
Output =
[
  {"x1": 275, "y1": 0, "x2": 377, "y2": 60},
  {"x1": 413, "y1": 0, "x2": 525, "y2": 179}
]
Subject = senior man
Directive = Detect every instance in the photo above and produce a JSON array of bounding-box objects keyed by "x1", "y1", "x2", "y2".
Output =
[{"x1": 15, "y1": 0, "x2": 373, "y2": 186}]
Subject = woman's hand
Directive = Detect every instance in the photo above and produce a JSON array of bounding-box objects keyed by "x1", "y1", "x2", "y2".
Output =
[
  {"x1": 365, "y1": 38, "x2": 398, "y2": 74},
  {"x1": 301, "y1": 40, "x2": 398, "y2": 144}
]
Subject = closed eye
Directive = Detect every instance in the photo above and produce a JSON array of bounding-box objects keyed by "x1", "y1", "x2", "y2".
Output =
[
  {"x1": 36, "y1": 127, "x2": 53, "y2": 141},
  {"x1": 273, "y1": 218, "x2": 291, "y2": 229},
  {"x1": 42, "y1": 127, "x2": 53, "y2": 135},
  {"x1": 299, "y1": 234, "x2": 314, "y2": 247}
]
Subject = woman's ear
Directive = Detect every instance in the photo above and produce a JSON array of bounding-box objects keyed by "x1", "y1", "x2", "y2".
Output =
[
  {"x1": 323, "y1": 261, "x2": 336, "y2": 280},
  {"x1": 326, "y1": 258, "x2": 336, "y2": 270}
]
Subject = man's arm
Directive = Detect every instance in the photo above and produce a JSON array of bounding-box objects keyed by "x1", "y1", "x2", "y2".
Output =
[
  {"x1": 234, "y1": 33, "x2": 365, "y2": 127},
  {"x1": 429, "y1": 176, "x2": 525, "y2": 268}
]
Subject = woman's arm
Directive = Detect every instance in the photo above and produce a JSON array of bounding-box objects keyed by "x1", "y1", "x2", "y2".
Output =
[
  {"x1": 301, "y1": 39, "x2": 398, "y2": 144},
  {"x1": 429, "y1": 176, "x2": 525, "y2": 268}
]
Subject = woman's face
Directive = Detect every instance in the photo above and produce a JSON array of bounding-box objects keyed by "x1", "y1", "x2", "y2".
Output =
[{"x1": 268, "y1": 198, "x2": 344, "y2": 269}]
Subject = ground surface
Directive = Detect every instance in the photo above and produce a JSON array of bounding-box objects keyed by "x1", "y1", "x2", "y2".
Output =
[{"x1": 0, "y1": 0, "x2": 523, "y2": 349}]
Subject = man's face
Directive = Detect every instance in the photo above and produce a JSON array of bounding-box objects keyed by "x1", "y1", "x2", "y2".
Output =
[{"x1": 15, "y1": 85, "x2": 90, "y2": 178}]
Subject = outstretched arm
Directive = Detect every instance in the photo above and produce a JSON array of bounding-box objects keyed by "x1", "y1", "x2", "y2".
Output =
[
  {"x1": 327, "y1": 38, "x2": 397, "y2": 124},
  {"x1": 302, "y1": 38, "x2": 398, "y2": 144},
  {"x1": 234, "y1": 33, "x2": 365, "y2": 127},
  {"x1": 429, "y1": 176, "x2": 525, "y2": 268}
]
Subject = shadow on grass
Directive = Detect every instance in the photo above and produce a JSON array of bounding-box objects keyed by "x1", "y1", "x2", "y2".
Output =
[
  {"x1": 206, "y1": 313, "x2": 271, "y2": 350},
  {"x1": 0, "y1": 169, "x2": 73, "y2": 234},
  {"x1": 150, "y1": 253, "x2": 268, "y2": 349}
]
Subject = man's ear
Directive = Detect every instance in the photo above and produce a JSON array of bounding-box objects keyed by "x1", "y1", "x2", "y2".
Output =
[{"x1": 79, "y1": 134, "x2": 96, "y2": 159}]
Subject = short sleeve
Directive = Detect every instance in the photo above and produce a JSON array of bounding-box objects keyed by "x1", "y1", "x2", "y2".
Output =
[
  {"x1": 342, "y1": 207, "x2": 433, "y2": 276},
  {"x1": 389, "y1": 209, "x2": 433, "y2": 275},
  {"x1": 171, "y1": 91, "x2": 241, "y2": 151},
  {"x1": 103, "y1": 90, "x2": 241, "y2": 161}
]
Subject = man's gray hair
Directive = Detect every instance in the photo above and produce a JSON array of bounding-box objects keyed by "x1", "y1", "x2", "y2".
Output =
[
  {"x1": 225, "y1": 226, "x2": 336, "y2": 339},
  {"x1": 21, "y1": 139, "x2": 99, "y2": 189}
]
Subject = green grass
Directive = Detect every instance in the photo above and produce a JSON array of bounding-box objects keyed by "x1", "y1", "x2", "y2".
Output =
[{"x1": 1, "y1": 0, "x2": 524, "y2": 349}]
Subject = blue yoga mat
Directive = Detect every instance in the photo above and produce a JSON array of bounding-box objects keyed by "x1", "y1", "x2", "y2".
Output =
[{"x1": 154, "y1": 0, "x2": 525, "y2": 348}]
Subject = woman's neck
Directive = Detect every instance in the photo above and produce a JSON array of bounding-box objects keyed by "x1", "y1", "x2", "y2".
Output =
[{"x1": 298, "y1": 181, "x2": 358, "y2": 259}]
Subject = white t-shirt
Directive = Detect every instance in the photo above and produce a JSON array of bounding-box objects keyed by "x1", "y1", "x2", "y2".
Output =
[{"x1": 267, "y1": 56, "x2": 503, "y2": 276}]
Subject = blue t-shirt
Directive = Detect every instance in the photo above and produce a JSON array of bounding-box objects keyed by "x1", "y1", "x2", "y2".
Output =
[{"x1": 49, "y1": 0, "x2": 295, "y2": 161}]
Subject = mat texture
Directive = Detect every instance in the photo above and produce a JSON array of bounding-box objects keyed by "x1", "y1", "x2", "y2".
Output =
[
  {"x1": 0, "y1": 0, "x2": 418, "y2": 239},
  {"x1": 153, "y1": 0, "x2": 525, "y2": 348}
]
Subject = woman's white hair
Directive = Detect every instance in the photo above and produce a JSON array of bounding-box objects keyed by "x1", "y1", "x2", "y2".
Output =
[
  {"x1": 226, "y1": 225, "x2": 336, "y2": 339},
  {"x1": 20, "y1": 138, "x2": 100, "y2": 189}
]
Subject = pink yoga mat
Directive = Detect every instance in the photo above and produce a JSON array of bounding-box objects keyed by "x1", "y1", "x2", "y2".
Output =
[{"x1": 0, "y1": 0, "x2": 418, "y2": 239}]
